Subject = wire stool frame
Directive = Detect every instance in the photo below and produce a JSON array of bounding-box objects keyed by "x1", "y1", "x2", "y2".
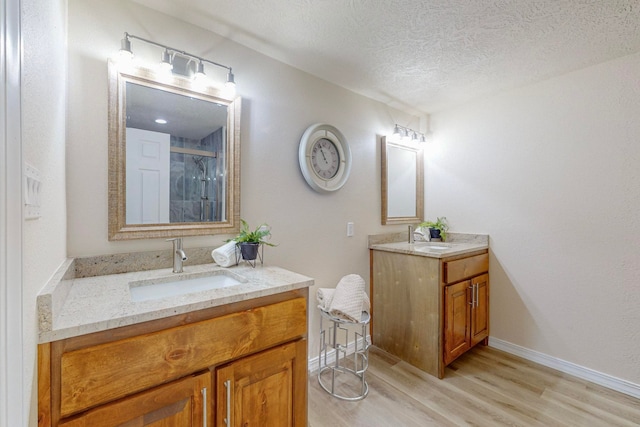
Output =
[{"x1": 318, "y1": 309, "x2": 371, "y2": 401}]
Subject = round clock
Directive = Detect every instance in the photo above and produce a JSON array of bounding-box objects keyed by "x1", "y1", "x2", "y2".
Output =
[{"x1": 298, "y1": 123, "x2": 352, "y2": 193}]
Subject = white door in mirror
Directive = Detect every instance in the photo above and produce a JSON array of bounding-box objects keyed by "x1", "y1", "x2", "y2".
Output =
[
  {"x1": 126, "y1": 128, "x2": 170, "y2": 224},
  {"x1": 299, "y1": 123, "x2": 352, "y2": 193}
]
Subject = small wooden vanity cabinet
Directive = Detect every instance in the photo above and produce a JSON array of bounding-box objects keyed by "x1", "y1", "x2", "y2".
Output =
[
  {"x1": 443, "y1": 254, "x2": 489, "y2": 365},
  {"x1": 370, "y1": 249, "x2": 489, "y2": 378},
  {"x1": 38, "y1": 290, "x2": 308, "y2": 427}
]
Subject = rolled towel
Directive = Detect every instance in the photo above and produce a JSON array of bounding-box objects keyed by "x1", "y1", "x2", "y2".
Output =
[
  {"x1": 316, "y1": 287, "x2": 335, "y2": 311},
  {"x1": 211, "y1": 241, "x2": 238, "y2": 267},
  {"x1": 328, "y1": 274, "x2": 366, "y2": 322},
  {"x1": 317, "y1": 287, "x2": 370, "y2": 314}
]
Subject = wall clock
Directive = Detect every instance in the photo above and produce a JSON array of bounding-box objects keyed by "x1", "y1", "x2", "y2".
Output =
[{"x1": 298, "y1": 123, "x2": 352, "y2": 193}]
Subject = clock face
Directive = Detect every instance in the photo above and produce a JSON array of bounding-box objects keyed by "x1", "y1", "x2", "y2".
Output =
[
  {"x1": 298, "y1": 124, "x2": 352, "y2": 193},
  {"x1": 311, "y1": 138, "x2": 341, "y2": 179}
]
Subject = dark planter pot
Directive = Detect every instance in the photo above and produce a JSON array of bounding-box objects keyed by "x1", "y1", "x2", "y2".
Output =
[
  {"x1": 239, "y1": 242, "x2": 260, "y2": 260},
  {"x1": 429, "y1": 228, "x2": 441, "y2": 239}
]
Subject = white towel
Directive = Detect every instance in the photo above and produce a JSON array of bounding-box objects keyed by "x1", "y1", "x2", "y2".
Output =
[
  {"x1": 317, "y1": 288, "x2": 335, "y2": 310},
  {"x1": 211, "y1": 241, "x2": 238, "y2": 267},
  {"x1": 317, "y1": 287, "x2": 370, "y2": 314},
  {"x1": 328, "y1": 274, "x2": 366, "y2": 322}
]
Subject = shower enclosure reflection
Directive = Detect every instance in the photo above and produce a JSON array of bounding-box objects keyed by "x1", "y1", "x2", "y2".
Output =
[
  {"x1": 124, "y1": 82, "x2": 227, "y2": 224},
  {"x1": 168, "y1": 131, "x2": 226, "y2": 223}
]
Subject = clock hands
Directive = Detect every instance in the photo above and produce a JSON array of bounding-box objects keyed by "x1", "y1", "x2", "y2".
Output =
[{"x1": 318, "y1": 144, "x2": 329, "y2": 165}]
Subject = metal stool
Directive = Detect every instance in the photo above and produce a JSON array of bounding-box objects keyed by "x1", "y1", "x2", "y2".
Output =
[{"x1": 318, "y1": 309, "x2": 370, "y2": 401}]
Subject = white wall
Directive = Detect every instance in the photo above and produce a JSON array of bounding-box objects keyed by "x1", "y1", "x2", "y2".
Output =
[
  {"x1": 66, "y1": 0, "x2": 417, "y2": 362},
  {"x1": 429, "y1": 52, "x2": 640, "y2": 384},
  {"x1": 22, "y1": 0, "x2": 68, "y2": 425}
]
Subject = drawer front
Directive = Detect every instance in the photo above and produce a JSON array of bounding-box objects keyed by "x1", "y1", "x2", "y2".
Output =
[
  {"x1": 60, "y1": 297, "x2": 307, "y2": 417},
  {"x1": 444, "y1": 253, "x2": 489, "y2": 284}
]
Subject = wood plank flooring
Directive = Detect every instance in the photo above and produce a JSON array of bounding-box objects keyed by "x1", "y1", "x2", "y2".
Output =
[{"x1": 308, "y1": 345, "x2": 640, "y2": 426}]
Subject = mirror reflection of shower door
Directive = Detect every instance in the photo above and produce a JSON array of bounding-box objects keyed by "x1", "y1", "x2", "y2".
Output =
[{"x1": 126, "y1": 128, "x2": 170, "y2": 224}]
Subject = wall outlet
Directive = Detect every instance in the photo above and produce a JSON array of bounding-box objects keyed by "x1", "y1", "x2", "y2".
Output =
[{"x1": 346, "y1": 222, "x2": 354, "y2": 237}]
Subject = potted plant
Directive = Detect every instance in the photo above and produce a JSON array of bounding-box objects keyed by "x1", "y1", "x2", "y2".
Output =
[
  {"x1": 227, "y1": 219, "x2": 276, "y2": 261},
  {"x1": 419, "y1": 216, "x2": 449, "y2": 241}
]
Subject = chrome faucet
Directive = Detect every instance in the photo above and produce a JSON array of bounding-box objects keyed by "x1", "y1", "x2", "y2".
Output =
[
  {"x1": 408, "y1": 225, "x2": 415, "y2": 244},
  {"x1": 166, "y1": 238, "x2": 187, "y2": 273}
]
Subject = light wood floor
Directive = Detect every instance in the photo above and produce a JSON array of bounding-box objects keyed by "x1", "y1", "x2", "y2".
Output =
[{"x1": 308, "y1": 345, "x2": 640, "y2": 426}]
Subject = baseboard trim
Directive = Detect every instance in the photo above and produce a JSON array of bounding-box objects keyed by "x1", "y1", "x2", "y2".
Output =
[
  {"x1": 489, "y1": 337, "x2": 640, "y2": 399},
  {"x1": 308, "y1": 335, "x2": 368, "y2": 374}
]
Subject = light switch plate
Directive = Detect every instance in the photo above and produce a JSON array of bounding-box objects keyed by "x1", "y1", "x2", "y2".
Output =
[
  {"x1": 346, "y1": 222, "x2": 354, "y2": 237},
  {"x1": 24, "y1": 163, "x2": 42, "y2": 220}
]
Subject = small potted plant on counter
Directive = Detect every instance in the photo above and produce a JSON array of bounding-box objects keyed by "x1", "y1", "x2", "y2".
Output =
[
  {"x1": 227, "y1": 219, "x2": 276, "y2": 262},
  {"x1": 420, "y1": 216, "x2": 449, "y2": 241}
]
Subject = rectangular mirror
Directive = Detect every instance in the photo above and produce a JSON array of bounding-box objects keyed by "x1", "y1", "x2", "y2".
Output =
[
  {"x1": 108, "y1": 61, "x2": 241, "y2": 240},
  {"x1": 381, "y1": 136, "x2": 424, "y2": 225}
]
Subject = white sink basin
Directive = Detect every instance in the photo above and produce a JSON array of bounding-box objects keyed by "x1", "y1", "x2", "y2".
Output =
[
  {"x1": 130, "y1": 270, "x2": 246, "y2": 302},
  {"x1": 413, "y1": 242, "x2": 453, "y2": 252}
]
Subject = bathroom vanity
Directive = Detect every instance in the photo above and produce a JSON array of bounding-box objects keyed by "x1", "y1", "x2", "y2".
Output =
[
  {"x1": 37, "y1": 256, "x2": 312, "y2": 427},
  {"x1": 369, "y1": 233, "x2": 489, "y2": 378}
]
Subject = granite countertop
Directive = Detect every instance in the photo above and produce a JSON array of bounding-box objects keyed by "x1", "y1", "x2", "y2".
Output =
[
  {"x1": 38, "y1": 260, "x2": 314, "y2": 343},
  {"x1": 368, "y1": 232, "x2": 489, "y2": 259}
]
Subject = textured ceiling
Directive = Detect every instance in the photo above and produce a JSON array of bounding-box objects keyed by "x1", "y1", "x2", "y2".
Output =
[{"x1": 130, "y1": 0, "x2": 640, "y2": 114}]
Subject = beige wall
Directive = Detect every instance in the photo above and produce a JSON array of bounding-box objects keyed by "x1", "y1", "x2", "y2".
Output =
[
  {"x1": 22, "y1": 0, "x2": 68, "y2": 425},
  {"x1": 66, "y1": 0, "x2": 417, "y2": 363},
  {"x1": 430, "y1": 52, "x2": 640, "y2": 384}
]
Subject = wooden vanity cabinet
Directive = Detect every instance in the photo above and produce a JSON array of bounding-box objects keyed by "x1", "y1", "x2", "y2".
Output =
[
  {"x1": 38, "y1": 290, "x2": 308, "y2": 427},
  {"x1": 443, "y1": 273, "x2": 489, "y2": 365},
  {"x1": 58, "y1": 371, "x2": 210, "y2": 427},
  {"x1": 443, "y1": 254, "x2": 489, "y2": 365},
  {"x1": 370, "y1": 249, "x2": 489, "y2": 378},
  {"x1": 216, "y1": 340, "x2": 307, "y2": 427}
]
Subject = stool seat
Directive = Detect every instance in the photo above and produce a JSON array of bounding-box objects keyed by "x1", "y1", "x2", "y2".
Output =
[{"x1": 317, "y1": 309, "x2": 370, "y2": 401}]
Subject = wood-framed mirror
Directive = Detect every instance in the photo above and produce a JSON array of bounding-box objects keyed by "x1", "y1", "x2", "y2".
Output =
[
  {"x1": 108, "y1": 60, "x2": 241, "y2": 240},
  {"x1": 381, "y1": 136, "x2": 424, "y2": 225}
]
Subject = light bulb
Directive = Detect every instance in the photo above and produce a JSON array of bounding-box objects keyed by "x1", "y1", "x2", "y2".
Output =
[{"x1": 160, "y1": 49, "x2": 173, "y2": 71}]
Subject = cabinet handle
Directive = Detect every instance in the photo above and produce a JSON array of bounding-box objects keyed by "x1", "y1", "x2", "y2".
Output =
[
  {"x1": 201, "y1": 387, "x2": 207, "y2": 427},
  {"x1": 224, "y1": 379, "x2": 231, "y2": 426},
  {"x1": 475, "y1": 284, "x2": 479, "y2": 307},
  {"x1": 468, "y1": 285, "x2": 474, "y2": 305}
]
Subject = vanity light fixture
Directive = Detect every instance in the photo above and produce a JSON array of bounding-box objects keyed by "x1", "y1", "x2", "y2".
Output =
[
  {"x1": 226, "y1": 69, "x2": 235, "y2": 88},
  {"x1": 120, "y1": 36, "x2": 133, "y2": 60},
  {"x1": 119, "y1": 32, "x2": 236, "y2": 89},
  {"x1": 195, "y1": 60, "x2": 206, "y2": 79},
  {"x1": 391, "y1": 124, "x2": 427, "y2": 144},
  {"x1": 160, "y1": 49, "x2": 173, "y2": 71}
]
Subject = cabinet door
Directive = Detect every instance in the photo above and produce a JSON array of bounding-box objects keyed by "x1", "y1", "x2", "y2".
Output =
[
  {"x1": 59, "y1": 371, "x2": 210, "y2": 427},
  {"x1": 470, "y1": 273, "x2": 489, "y2": 346},
  {"x1": 444, "y1": 280, "x2": 471, "y2": 365},
  {"x1": 216, "y1": 340, "x2": 307, "y2": 427}
]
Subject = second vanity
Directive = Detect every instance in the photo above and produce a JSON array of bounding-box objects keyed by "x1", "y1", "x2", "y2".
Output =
[
  {"x1": 369, "y1": 233, "x2": 489, "y2": 379},
  {"x1": 37, "y1": 254, "x2": 313, "y2": 427}
]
